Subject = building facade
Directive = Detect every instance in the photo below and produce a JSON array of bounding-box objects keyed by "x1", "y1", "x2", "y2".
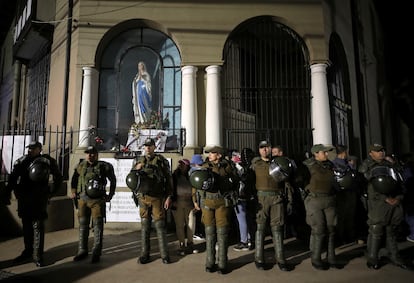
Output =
[{"x1": 1, "y1": 0, "x2": 412, "y2": 231}]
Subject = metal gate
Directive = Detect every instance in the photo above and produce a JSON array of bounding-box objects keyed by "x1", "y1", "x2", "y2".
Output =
[{"x1": 222, "y1": 16, "x2": 312, "y2": 160}]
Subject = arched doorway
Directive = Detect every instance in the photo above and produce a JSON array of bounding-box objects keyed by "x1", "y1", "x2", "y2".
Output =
[{"x1": 222, "y1": 16, "x2": 312, "y2": 159}]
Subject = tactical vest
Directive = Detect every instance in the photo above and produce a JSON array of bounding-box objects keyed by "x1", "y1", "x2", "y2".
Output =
[
  {"x1": 252, "y1": 158, "x2": 283, "y2": 192},
  {"x1": 135, "y1": 154, "x2": 170, "y2": 196},
  {"x1": 76, "y1": 161, "x2": 108, "y2": 195},
  {"x1": 202, "y1": 160, "x2": 237, "y2": 194}
]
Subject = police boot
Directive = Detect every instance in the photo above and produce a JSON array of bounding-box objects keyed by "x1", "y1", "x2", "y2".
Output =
[
  {"x1": 366, "y1": 234, "x2": 381, "y2": 269},
  {"x1": 155, "y1": 220, "x2": 170, "y2": 264},
  {"x1": 327, "y1": 226, "x2": 342, "y2": 269},
  {"x1": 73, "y1": 217, "x2": 90, "y2": 261},
  {"x1": 33, "y1": 220, "x2": 45, "y2": 267},
  {"x1": 217, "y1": 226, "x2": 229, "y2": 274},
  {"x1": 272, "y1": 225, "x2": 291, "y2": 271},
  {"x1": 13, "y1": 218, "x2": 34, "y2": 264},
  {"x1": 366, "y1": 225, "x2": 382, "y2": 270},
  {"x1": 254, "y1": 223, "x2": 265, "y2": 270},
  {"x1": 91, "y1": 217, "x2": 103, "y2": 263},
  {"x1": 138, "y1": 218, "x2": 151, "y2": 264},
  {"x1": 311, "y1": 234, "x2": 328, "y2": 270},
  {"x1": 205, "y1": 226, "x2": 217, "y2": 272},
  {"x1": 386, "y1": 226, "x2": 412, "y2": 270}
]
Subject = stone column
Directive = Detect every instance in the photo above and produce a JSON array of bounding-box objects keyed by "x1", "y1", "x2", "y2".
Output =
[
  {"x1": 205, "y1": 65, "x2": 222, "y2": 148},
  {"x1": 78, "y1": 67, "x2": 98, "y2": 147},
  {"x1": 310, "y1": 63, "x2": 332, "y2": 145},
  {"x1": 181, "y1": 66, "x2": 198, "y2": 148}
]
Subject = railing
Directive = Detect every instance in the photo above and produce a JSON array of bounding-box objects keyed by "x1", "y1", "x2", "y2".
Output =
[{"x1": 0, "y1": 126, "x2": 186, "y2": 181}]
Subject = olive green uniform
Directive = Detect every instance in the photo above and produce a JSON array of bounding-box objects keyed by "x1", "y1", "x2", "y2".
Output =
[
  {"x1": 196, "y1": 159, "x2": 238, "y2": 273},
  {"x1": 71, "y1": 160, "x2": 116, "y2": 262},
  {"x1": 250, "y1": 157, "x2": 289, "y2": 270},
  {"x1": 133, "y1": 153, "x2": 173, "y2": 263},
  {"x1": 359, "y1": 157, "x2": 405, "y2": 268},
  {"x1": 303, "y1": 158, "x2": 338, "y2": 269}
]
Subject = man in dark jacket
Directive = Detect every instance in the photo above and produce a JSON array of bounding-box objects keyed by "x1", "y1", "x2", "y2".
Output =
[{"x1": 2, "y1": 141, "x2": 62, "y2": 267}]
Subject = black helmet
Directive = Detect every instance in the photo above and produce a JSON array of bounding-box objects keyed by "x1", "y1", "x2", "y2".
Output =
[
  {"x1": 85, "y1": 179, "x2": 105, "y2": 198},
  {"x1": 126, "y1": 170, "x2": 140, "y2": 191},
  {"x1": 28, "y1": 157, "x2": 50, "y2": 182},
  {"x1": 189, "y1": 168, "x2": 214, "y2": 190},
  {"x1": 334, "y1": 170, "x2": 355, "y2": 189},
  {"x1": 371, "y1": 175, "x2": 397, "y2": 194},
  {"x1": 269, "y1": 156, "x2": 295, "y2": 182},
  {"x1": 369, "y1": 166, "x2": 398, "y2": 194}
]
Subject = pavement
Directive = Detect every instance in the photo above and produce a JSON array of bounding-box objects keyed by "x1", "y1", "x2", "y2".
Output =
[{"x1": 1, "y1": 227, "x2": 414, "y2": 283}]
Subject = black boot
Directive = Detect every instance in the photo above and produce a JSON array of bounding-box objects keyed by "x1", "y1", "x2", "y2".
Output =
[
  {"x1": 254, "y1": 224, "x2": 265, "y2": 270},
  {"x1": 138, "y1": 218, "x2": 151, "y2": 264},
  {"x1": 386, "y1": 226, "x2": 413, "y2": 270},
  {"x1": 13, "y1": 218, "x2": 34, "y2": 264},
  {"x1": 155, "y1": 220, "x2": 170, "y2": 264},
  {"x1": 217, "y1": 226, "x2": 229, "y2": 274},
  {"x1": 327, "y1": 226, "x2": 343, "y2": 269},
  {"x1": 311, "y1": 234, "x2": 329, "y2": 270},
  {"x1": 272, "y1": 225, "x2": 291, "y2": 271},
  {"x1": 366, "y1": 233, "x2": 382, "y2": 269},
  {"x1": 205, "y1": 226, "x2": 217, "y2": 272},
  {"x1": 74, "y1": 217, "x2": 90, "y2": 261},
  {"x1": 32, "y1": 220, "x2": 45, "y2": 267},
  {"x1": 91, "y1": 217, "x2": 103, "y2": 263}
]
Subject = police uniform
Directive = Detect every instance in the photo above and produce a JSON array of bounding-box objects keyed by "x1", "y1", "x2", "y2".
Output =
[
  {"x1": 303, "y1": 144, "x2": 339, "y2": 270},
  {"x1": 195, "y1": 146, "x2": 238, "y2": 274},
  {"x1": 71, "y1": 146, "x2": 116, "y2": 263},
  {"x1": 4, "y1": 141, "x2": 62, "y2": 267},
  {"x1": 359, "y1": 143, "x2": 410, "y2": 270},
  {"x1": 250, "y1": 141, "x2": 291, "y2": 271},
  {"x1": 131, "y1": 138, "x2": 173, "y2": 264}
]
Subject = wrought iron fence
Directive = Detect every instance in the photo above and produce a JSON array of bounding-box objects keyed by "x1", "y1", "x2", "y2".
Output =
[{"x1": 0, "y1": 126, "x2": 186, "y2": 181}]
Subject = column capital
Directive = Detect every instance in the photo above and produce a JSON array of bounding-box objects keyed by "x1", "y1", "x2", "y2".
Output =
[
  {"x1": 310, "y1": 63, "x2": 328, "y2": 74},
  {"x1": 181, "y1": 65, "x2": 198, "y2": 75},
  {"x1": 205, "y1": 65, "x2": 221, "y2": 74}
]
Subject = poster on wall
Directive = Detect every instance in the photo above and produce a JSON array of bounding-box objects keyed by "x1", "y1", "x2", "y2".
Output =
[
  {"x1": 105, "y1": 191, "x2": 140, "y2": 222},
  {"x1": 1, "y1": 135, "x2": 44, "y2": 174}
]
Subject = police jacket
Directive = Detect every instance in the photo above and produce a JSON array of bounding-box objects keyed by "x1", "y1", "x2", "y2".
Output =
[
  {"x1": 71, "y1": 160, "x2": 116, "y2": 198},
  {"x1": 133, "y1": 153, "x2": 173, "y2": 197},
  {"x1": 6, "y1": 154, "x2": 63, "y2": 200},
  {"x1": 303, "y1": 157, "x2": 337, "y2": 194}
]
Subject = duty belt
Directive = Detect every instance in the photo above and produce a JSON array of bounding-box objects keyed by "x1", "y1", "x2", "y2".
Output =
[
  {"x1": 205, "y1": 192, "x2": 223, "y2": 199},
  {"x1": 257, "y1": 191, "x2": 282, "y2": 197}
]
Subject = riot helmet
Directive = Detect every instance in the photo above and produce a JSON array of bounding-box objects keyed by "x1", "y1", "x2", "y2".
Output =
[
  {"x1": 126, "y1": 170, "x2": 140, "y2": 191},
  {"x1": 269, "y1": 156, "x2": 295, "y2": 182},
  {"x1": 334, "y1": 169, "x2": 355, "y2": 189},
  {"x1": 189, "y1": 168, "x2": 215, "y2": 190},
  {"x1": 369, "y1": 165, "x2": 399, "y2": 194},
  {"x1": 85, "y1": 178, "x2": 105, "y2": 198},
  {"x1": 28, "y1": 157, "x2": 50, "y2": 182}
]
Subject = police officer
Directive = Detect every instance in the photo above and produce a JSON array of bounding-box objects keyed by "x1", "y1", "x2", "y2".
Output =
[
  {"x1": 2, "y1": 141, "x2": 63, "y2": 267},
  {"x1": 71, "y1": 145, "x2": 116, "y2": 263},
  {"x1": 131, "y1": 138, "x2": 173, "y2": 264},
  {"x1": 193, "y1": 146, "x2": 238, "y2": 274},
  {"x1": 359, "y1": 143, "x2": 412, "y2": 270},
  {"x1": 303, "y1": 144, "x2": 341, "y2": 270},
  {"x1": 250, "y1": 140, "x2": 291, "y2": 271}
]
